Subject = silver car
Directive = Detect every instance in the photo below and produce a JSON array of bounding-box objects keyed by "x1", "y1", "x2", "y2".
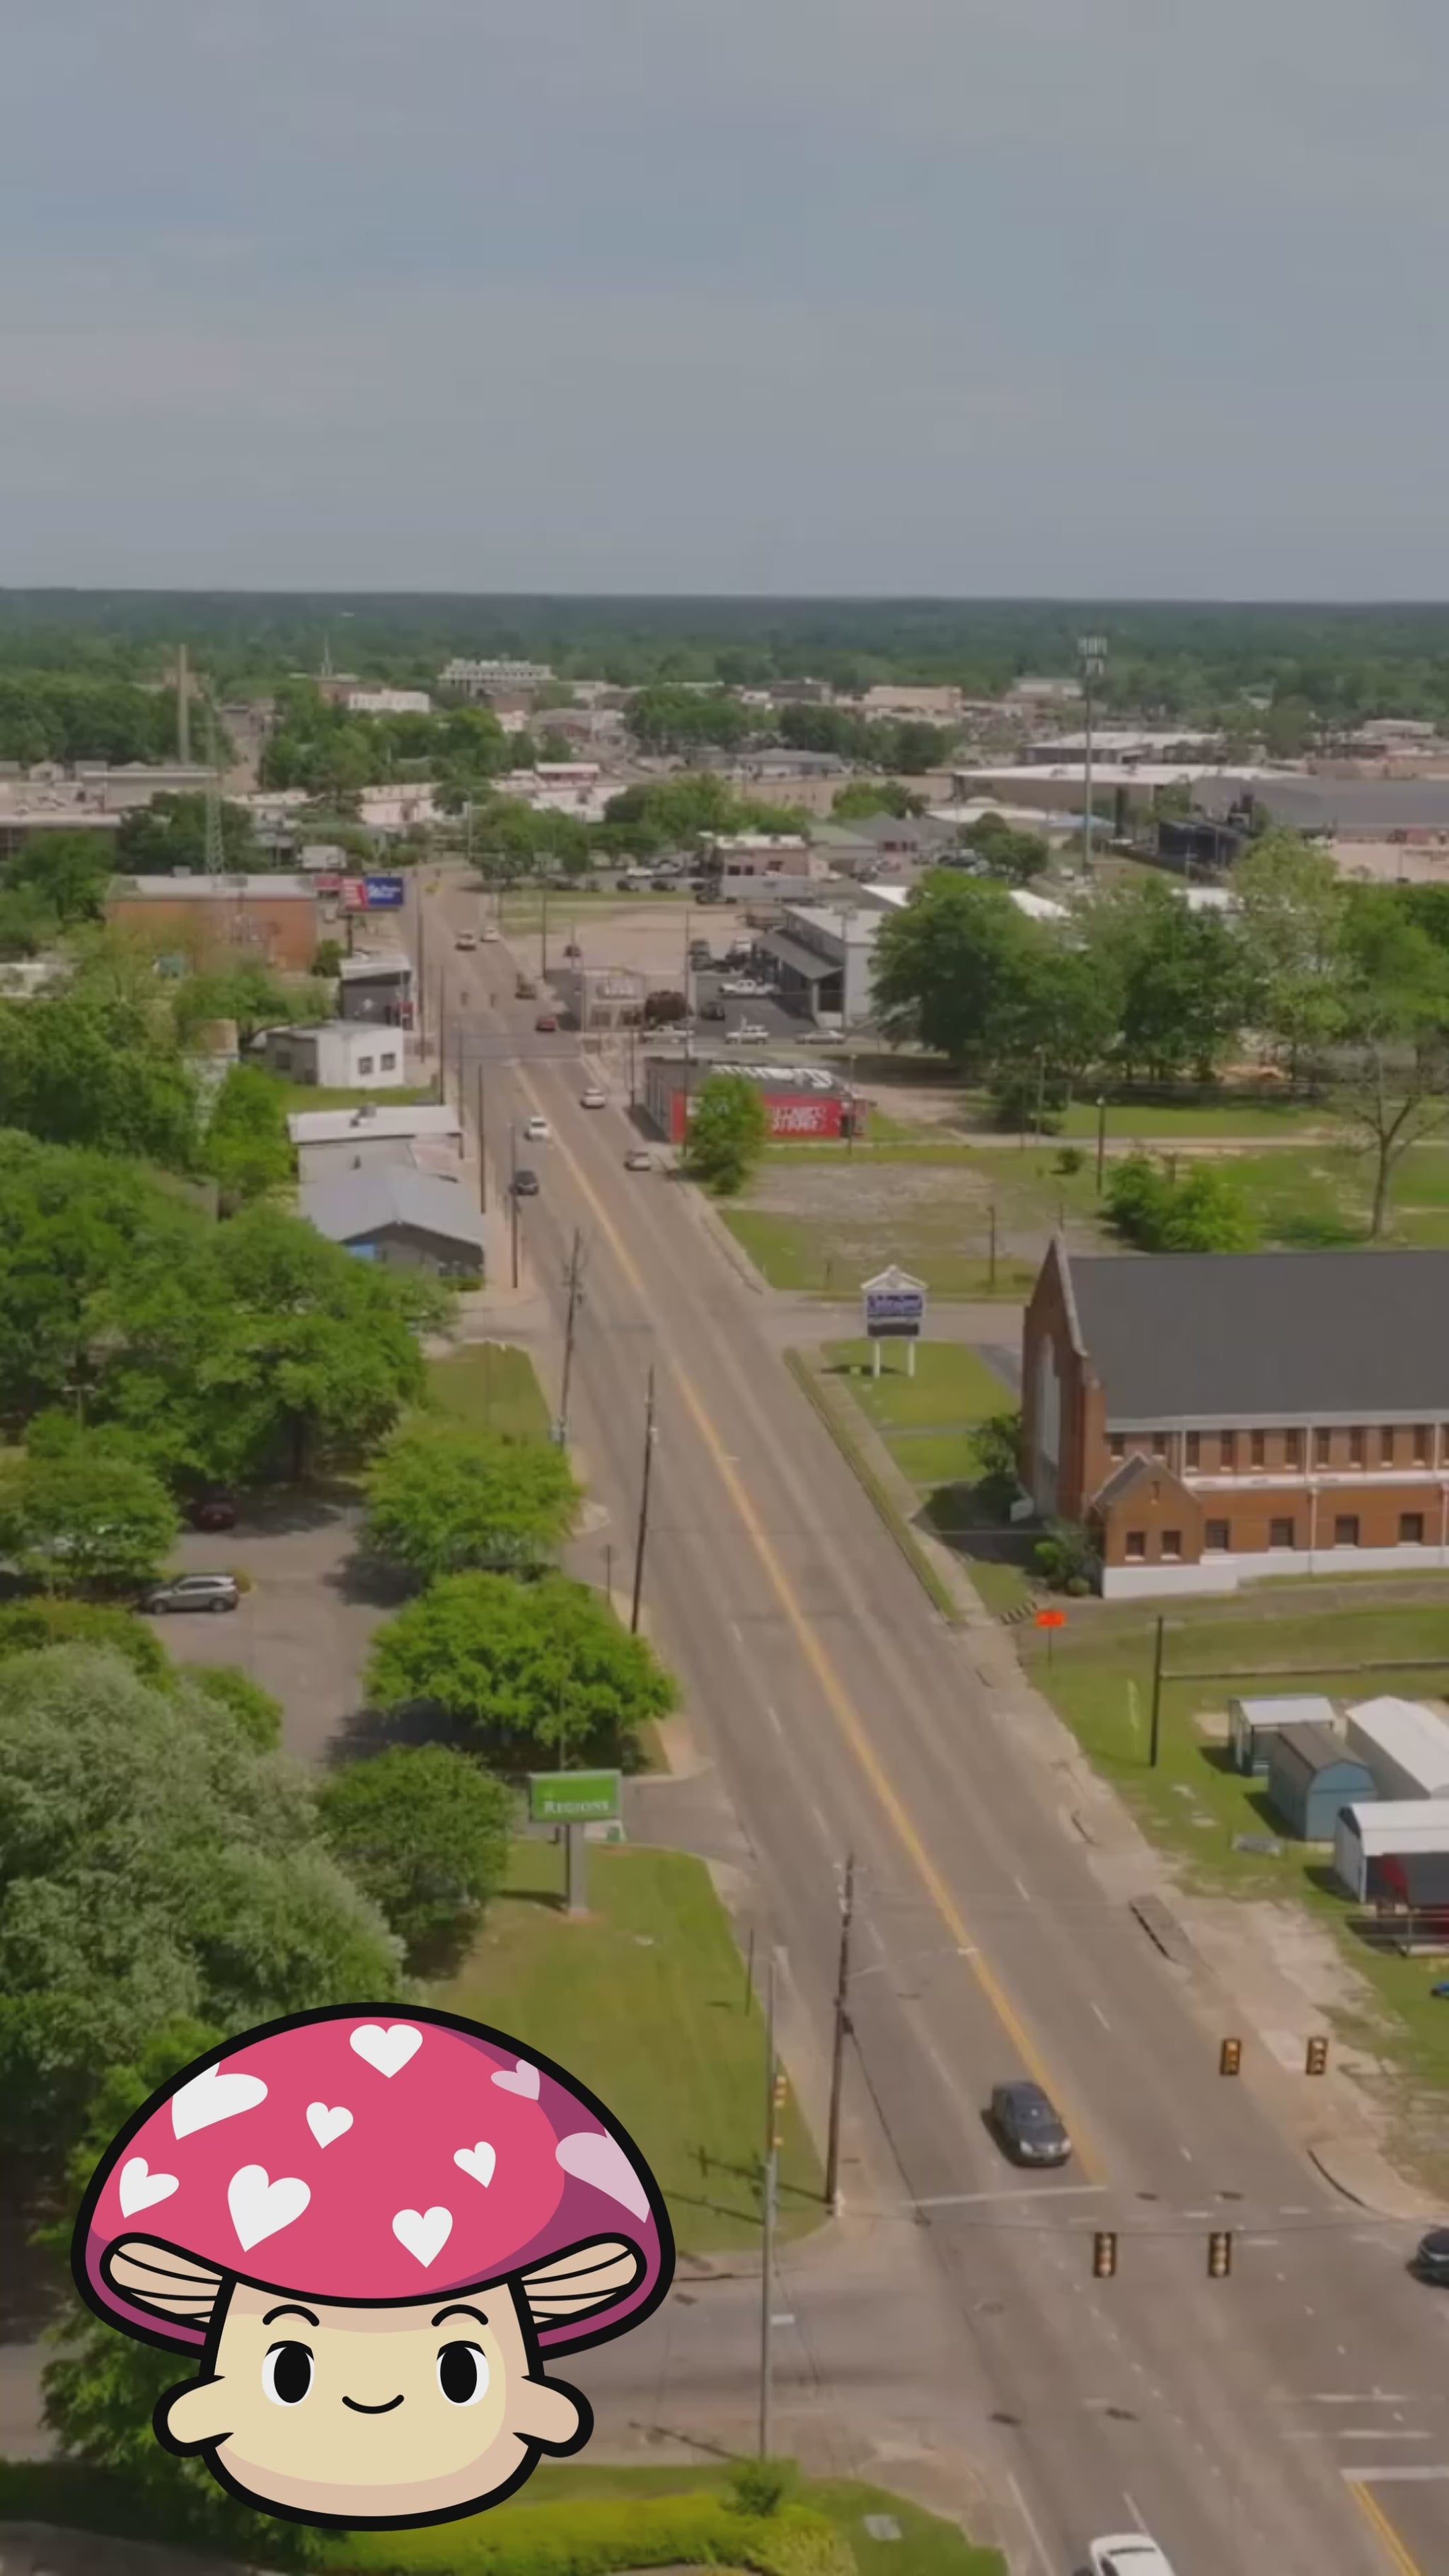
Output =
[{"x1": 144, "y1": 1572, "x2": 240, "y2": 1616}]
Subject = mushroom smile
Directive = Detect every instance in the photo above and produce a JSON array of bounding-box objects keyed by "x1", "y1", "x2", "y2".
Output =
[{"x1": 341, "y1": 2393, "x2": 405, "y2": 2414}]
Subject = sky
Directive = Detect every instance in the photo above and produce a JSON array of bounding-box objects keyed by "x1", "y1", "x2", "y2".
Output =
[{"x1": 4, "y1": 0, "x2": 1448, "y2": 597}]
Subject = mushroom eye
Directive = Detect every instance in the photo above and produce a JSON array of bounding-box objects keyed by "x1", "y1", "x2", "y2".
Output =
[
  {"x1": 262, "y1": 2341, "x2": 314, "y2": 2407},
  {"x1": 436, "y1": 2340, "x2": 490, "y2": 2407}
]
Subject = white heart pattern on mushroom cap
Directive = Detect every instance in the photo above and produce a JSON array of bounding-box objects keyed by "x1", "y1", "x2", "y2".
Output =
[
  {"x1": 350, "y1": 2023, "x2": 422, "y2": 2079},
  {"x1": 453, "y1": 2141, "x2": 496, "y2": 2188},
  {"x1": 306, "y1": 2103, "x2": 353, "y2": 2149},
  {"x1": 490, "y1": 2058, "x2": 539, "y2": 2099},
  {"x1": 393, "y1": 2205, "x2": 453, "y2": 2267},
  {"x1": 555, "y1": 2129, "x2": 650, "y2": 2221},
  {"x1": 171, "y1": 2062, "x2": 267, "y2": 2140},
  {"x1": 119, "y1": 2156, "x2": 179, "y2": 2217},
  {"x1": 227, "y1": 2165, "x2": 311, "y2": 2253}
]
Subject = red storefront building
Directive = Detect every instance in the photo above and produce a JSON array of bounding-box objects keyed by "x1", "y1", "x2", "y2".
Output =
[{"x1": 643, "y1": 1054, "x2": 862, "y2": 1145}]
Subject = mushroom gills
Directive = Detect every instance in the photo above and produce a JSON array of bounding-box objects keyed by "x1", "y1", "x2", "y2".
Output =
[
  {"x1": 106, "y1": 2240, "x2": 224, "y2": 2326},
  {"x1": 521, "y1": 2238, "x2": 641, "y2": 2321}
]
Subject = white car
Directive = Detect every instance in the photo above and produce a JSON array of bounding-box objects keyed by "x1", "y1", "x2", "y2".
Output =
[
  {"x1": 580, "y1": 1085, "x2": 606, "y2": 1109},
  {"x1": 1089, "y1": 2538, "x2": 1177, "y2": 2576},
  {"x1": 454, "y1": 931, "x2": 477, "y2": 951},
  {"x1": 728, "y1": 1021, "x2": 770, "y2": 1043},
  {"x1": 523, "y1": 1114, "x2": 551, "y2": 1143},
  {"x1": 480, "y1": 926, "x2": 500, "y2": 942}
]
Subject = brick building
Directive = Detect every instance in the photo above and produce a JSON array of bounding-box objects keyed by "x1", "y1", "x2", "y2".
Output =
[
  {"x1": 1023, "y1": 1240, "x2": 1449, "y2": 1597},
  {"x1": 106, "y1": 874, "x2": 321, "y2": 972}
]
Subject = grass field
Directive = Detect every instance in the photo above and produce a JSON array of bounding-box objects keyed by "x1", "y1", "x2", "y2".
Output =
[
  {"x1": 427, "y1": 1343, "x2": 553, "y2": 1442},
  {"x1": 1025, "y1": 1594, "x2": 1449, "y2": 2151},
  {"x1": 819, "y1": 1339, "x2": 1033, "y2": 1616},
  {"x1": 722, "y1": 1207, "x2": 1036, "y2": 1300},
  {"x1": 439, "y1": 1841, "x2": 824, "y2": 2257}
]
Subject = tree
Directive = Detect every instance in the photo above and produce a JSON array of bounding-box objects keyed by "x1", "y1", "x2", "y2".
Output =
[
  {"x1": 0, "y1": 1134, "x2": 207, "y2": 1421},
  {"x1": 0, "y1": 1594, "x2": 170, "y2": 1682},
  {"x1": 313, "y1": 936, "x2": 344, "y2": 976},
  {"x1": 831, "y1": 780, "x2": 924, "y2": 821},
  {"x1": 184, "y1": 1663, "x2": 283, "y2": 1750},
  {"x1": 204, "y1": 1064, "x2": 294, "y2": 1202},
  {"x1": 682, "y1": 1070, "x2": 771, "y2": 1195},
  {"x1": 318, "y1": 1745, "x2": 511, "y2": 1961},
  {"x1": 174, "y1": 961, "x2": 332, "y2": 1051},
  {"x1": 114, "y1": 793, "x2": 260, "y2": 877},
  {"x1": 0, "y1": 988, "x2": 199, "y2": 1167},
  {"x1": 366, "y1": 1571, "x2": 675, "y2": 1762},
  {"x1": 1105, "y1": 1153, "x2": 1257, "y2": 1252},
  {"x1": 0, "y1": 1444, "x2": 178, "y2": 1593},
  {"x1": 0, "y1": 1645, "x2": 400, "y2": 2152},
  {"x1": 6, "y1": 828, "x2": 112, "y2": 925},
  {"x1": 364, "y1": 1417, "x2": 578, "y2": 1581},
  {"x1": 965, "y1": 812, "x2": 1051, "y2": 884},
  {"x1": 1233, "y1": 831, "x2": 1349, "y2": 1077},
  {"x1": 872, "y1": 874, "x2": 1041, "y2": 1068},
  {"x1": 1334, "y1": 892, "x2": 1449, "y2": 1235},
  {"x1": 1098, "y1": 879, "x2": 1249, "y2": 1084}
]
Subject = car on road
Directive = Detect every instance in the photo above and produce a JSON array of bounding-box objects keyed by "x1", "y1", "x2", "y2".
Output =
[
  {"x1": 727, "y1": 1021, "x2": 770, "y2": 1043},
  {"x1": 563, "y1": 940, "x2": 582, "y2": 959},
  {"x1": 186, "y1": 1492, "x2": 237, "y2": 1532},
  {"x1": 515, "y1": 976, "x2": 538, "y2": 999},
  {"x1": 524, "y1": 1114, "x2": 551, "y2": 1142},
  {"x1": 988, "y1": 2079, "x2": 1071, "y2": 2166},
  {"x1": 533, "y1": 1012, "x2": 559, "y2": 1032},
  {"x1": 144, "y1": 1572, "x2": 241, "y2": 1617},
  {"x1": 480, "y1": 926, "x2": 500, "y2": 942},
  {"x1": 454, "y1": 930, "x2": 477, "y2": 950},
  {"x1": 1087, "y1": 2538, "x2": 1177, "y2": 2576},
  {"x1": 581, "y1": 1085, "x2": 606, "y2": 1108},
  {"x1": 722, "y1": 977, "x2": 768, "y2": 995},
  {"x1": 512, "y1": 1166, "x2": 541, "y2": 1196},
  {"x1": 623, "y1": 1148, "x2": 653, "y2": 1171},
  {"x1": 1414, "y1": 2226, "x2": 1449, "y2": 2283}
]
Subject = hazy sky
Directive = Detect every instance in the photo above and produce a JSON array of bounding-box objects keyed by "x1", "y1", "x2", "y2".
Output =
[{"x1": 5, "y1": 0, "x2": 1447, "y2": 596}]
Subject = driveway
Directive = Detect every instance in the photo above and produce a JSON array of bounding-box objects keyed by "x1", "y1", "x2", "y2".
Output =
[{"x1": 149, "y1": 1496, "x2": 391, "y2": 1764}]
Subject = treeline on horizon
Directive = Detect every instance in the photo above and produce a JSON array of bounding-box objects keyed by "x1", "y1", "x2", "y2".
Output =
[{"x1": 8, "y1": 591, "x2": 1449, "y2": 719}]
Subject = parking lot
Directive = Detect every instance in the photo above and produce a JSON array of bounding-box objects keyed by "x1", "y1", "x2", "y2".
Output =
[{"x1": 510, "y1": 893, "x2": 830, "y2": 1049}]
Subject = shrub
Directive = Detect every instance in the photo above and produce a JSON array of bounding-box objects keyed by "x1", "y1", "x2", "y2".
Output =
[
  {"x1": 1053, "y1": 1143, "x2": 1085, "y2": 1175},
  {"x1": 1104, "y1": 1150, "x2": 1172, "y2": 1246},
  {"x1": 1032, "y1": 1518, "x2": 1098, "y2": 1593},
  {"x1": 991, "y1": 1069, "x2": 1063, "y2": 1135},
  {"x1": 0, "y1": 1596, "x2": 169, "y2": 1682},
  {"x1": 729, "y1": 2456, "x2": 797, "y2": 2518},
  {"x1": 183, "y1": 1662, "x2": 284, "y2": 1750}
]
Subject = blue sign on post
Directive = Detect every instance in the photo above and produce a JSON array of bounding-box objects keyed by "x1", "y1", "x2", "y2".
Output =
[
  {"x1": 364, "y1": 875, "x2": 406, "y2": 908},
  {"x1": 862, "y1": 1264, "x2": 927, "y2": 1340}
]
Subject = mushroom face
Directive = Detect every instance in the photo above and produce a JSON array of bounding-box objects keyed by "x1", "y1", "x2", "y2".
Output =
[
  {"x1": 160, "y1": 2277, "x2": 582, "y2": 2524},
  {"x1": 74, "y1": 2006, "x2": 674, "y2": 2529}
]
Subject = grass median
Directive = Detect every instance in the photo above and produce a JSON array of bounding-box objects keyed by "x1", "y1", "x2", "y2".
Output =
[
  {"x1": 819, "y1": 1341, "x2": 1032, "y2": 1619},
  {"x1": 428, "y1": 1342, "x2": 553, "y2": 1442},
  {"x1": 439, "y1": 1840, "x2": 824, "y2": 2257}
]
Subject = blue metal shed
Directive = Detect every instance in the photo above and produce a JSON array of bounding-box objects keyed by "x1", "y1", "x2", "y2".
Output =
[{"x1": 1266, "y1": 1724, "x2": 1377, "y2": 1842}]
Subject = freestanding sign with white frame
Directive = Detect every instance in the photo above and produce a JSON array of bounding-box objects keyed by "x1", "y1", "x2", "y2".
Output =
[{"x1": 861, "y1": 1264, "x2": 928, "y2": 1377}]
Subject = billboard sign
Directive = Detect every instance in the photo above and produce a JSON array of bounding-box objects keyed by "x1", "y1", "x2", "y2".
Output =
[
  {"x1": 528, "y1": 1770, "x2": 622, "y2": 1825},
  {"x1": 364, "y1": 874, "x2": 406, "y2": 909},
  {"x1": 341, "y1": 878, "x2": 367, "y2": 911},
  {"x1": 862, "y1": 1263, "x2": 927, "y2": 1340}
]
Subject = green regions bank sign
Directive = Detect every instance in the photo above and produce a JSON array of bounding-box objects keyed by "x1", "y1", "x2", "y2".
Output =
[{"x1": 529, "y1": 1770, "x2": 622, "y2": 1825}]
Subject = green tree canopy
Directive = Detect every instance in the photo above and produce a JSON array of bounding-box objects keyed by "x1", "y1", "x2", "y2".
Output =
[
  {"x1": 114, "y1": 792, "x2": 260, "y2": 876},
  {"x1": 0, "y1": 1646, "x2": 399, "y2": 2152},
  {"x1": 964, "y1": 811, "x2": 1051, "y2": 884},
  {"x1": 318, "y1": 1745, "x2": 512, "y2": 1963},
  {"x1": 204, "y1": 1064, "x2": 294, "y2": 1202},
  {"x1": 682, "y1": 1070, "x2": 772, "y2": 1195},
  {"x1": 6, "y1": 828, "x2": 113, "y2": 926},
  {"x1": 183, "y1": 1663, "x2": 284, "y2": 1751},
  {"x1": 872, "y1": 874, "x2": 1041, "y2": 1068},
  {"x1": 0, "y1": 1442, "x2": 178, "y2": 1594},
  {"x1": 831, "y1": 780, "x2": 924, "y2": 821},
  {"x1": 0, "y1": 988, "x2": 199, "y2": 1166},
  {"x1": 364, "y1": 1417, "x2": 578, "y2": 1580},
  {"x1": 367, "y1": 1571, "x2": 674, "y2": 1762}
]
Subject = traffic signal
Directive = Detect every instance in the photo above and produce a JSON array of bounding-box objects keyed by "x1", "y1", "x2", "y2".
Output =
[
  {"x1": 1305, "y1": 2035, "x2": 1329, "y2": 2077},
  {"x1": 771, "y1": 2072, "x2": 788, "y2": 2152},
  {"x1": 1208, "y1": 2230, "x2": 1233, "y2": 2280},
  {"x1": 1219, "y1": 2035, "x2": 1242, "y2": 2077},
  {"x1": 1092, "y1": 2230, "x2": 1118, "y2": 2280}
]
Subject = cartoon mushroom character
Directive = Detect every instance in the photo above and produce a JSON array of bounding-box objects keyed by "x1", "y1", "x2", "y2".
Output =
[{"x1": 72, "y1": 2006, "x2": 673, "y2": 2529}]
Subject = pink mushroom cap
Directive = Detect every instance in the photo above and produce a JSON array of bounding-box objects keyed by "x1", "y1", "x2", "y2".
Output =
[{"x1": 75, "y1": 2006, "x2": 672, "y2": 2354}]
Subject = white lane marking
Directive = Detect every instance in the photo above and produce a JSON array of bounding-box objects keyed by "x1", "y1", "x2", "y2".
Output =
[
  {"x1": 1179, "y1": 2144, "x2": 1194, "y2": 2161},
  {"x1": 1281, "y1": 2203, "x2": 1313, "y2": 2216},
  {"x1": 1005, "y1": 2471, "x2": 1054, "y2": 2576},
  {"x1": 1342, "y1": 2464, "x2": 1449, "y2": 2483},
  {"x1": 912, "y1": 2183, "x2": 1109, "y2": 2210},
  {"x1": 1091, "y1": 2001, "x2": 1111, "y2": 2029},
  {"x1": 1339, "y1": 2431, "x2": 1431, "y2": 2442},
  {"x1": 1014, "y1": 1875, "x2": 1031, "y2": 1900},
  {"x1": 1281, "y1": 2393, "x2": 1416, "y2": 2405},
  {"x1": 1122, "y1": 2489, "x2": 1148, "y2": 2531}
]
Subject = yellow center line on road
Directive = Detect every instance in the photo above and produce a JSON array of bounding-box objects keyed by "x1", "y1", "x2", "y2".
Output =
[
  {"x1": 1347, "y1": 2478, "x2": 1429, "y2": 2576},
  {"x1": 513, "y1": 1061, "x2": 1103, "y2": 2181}
]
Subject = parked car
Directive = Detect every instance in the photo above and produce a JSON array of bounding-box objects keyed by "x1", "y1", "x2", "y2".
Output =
[
  {"x1": 563, "y1": 941, "x2": 582, "y2": 959},
  {"x1": 623, "y1": 1148, "x2": 653, "y2": 1171},
  {"x1": 186, "y1": 1492, "x2": 237, "y2": 1532},
  {"x1": 513, "y1": 1166, "x2": 541, "y2": 1196},
  {"x1": 533, "y1": 1012, "x2": 558, "y2": 1033},
  {"x1": 581, "y1": 1085, "x2": 606, "y2": 1109},
  {"x1": 144, "y1": 1572, "x2": 240, "y2": 1617},
  {"x1": 700, "y1": 995, "x2": 725, "y2": 1021},
  {"x1": 454, "y1": 930, "x2": 477, "y2": 950},
  {"x1": 524, "y1": 1114, "x2": 551, "y2": 1142},
  {"x1": 480, "y1": 926, "x2": 500, "y2": 942},
  {"x1": 728, "y1": 1021, "x2": 770, "y2": 1043},
  {"x1": 1088, "y1": 2539, "x2": 1177, "y2": 2576},
  {"x1": 1414, "y1": 2227, "x2": 1449, "y2": 2284},
  {"x1": 515, "y1": 976, "x2": 538, "y2": 999},
  {"x1": 988, "y1": 2079, "x2": 1071, "y2": 2166}
]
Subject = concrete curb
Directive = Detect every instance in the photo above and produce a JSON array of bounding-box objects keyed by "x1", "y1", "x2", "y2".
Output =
[{"x1": 1307, "y1": 2139, "x2": 1442, "y2": 2226}]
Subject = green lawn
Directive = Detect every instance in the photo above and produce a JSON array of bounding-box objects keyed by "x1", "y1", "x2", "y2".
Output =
[
  {"x1": 722, "y1": 1208, "x2": 1035, "y2": 1300},
  {"x1": 1051, "y1": 1094, "x2": 1336, "y2": 1140},
  {"x1": 439, "y1": 1842, "x2": 824, "y2": 2257},
  {"x1": 427, "y1": 1343, "x2": 553, "y2": 1442},
  {"x1": 270, "y1": 1079, "x2": 432, "y2": 1113},
  {"x1": 1026, "y1": 1595, "x2": 1449, "y2": 2168},
  {"x1": 817, "y1": 1340, "x2": 1034, "y2": 1618}
]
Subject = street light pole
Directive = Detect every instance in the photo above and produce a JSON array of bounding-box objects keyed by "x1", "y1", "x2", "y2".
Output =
[
  {"x1": 1079, "y1": 633, "x2": 1107, "y2": 872},
  {"x1": 509, "y1": 1123, "x2": 520, "y2": 1291},
  {"x1": 629, "y1": 1365, "x2": 657, "y2": 1635},
  {"x1": 475, "y1": 1061, "x2": 487, "y2": 1214},
  {"x1": 541, "y1": 879, "x2": 550, "y2": 981},
  {"x1": 758, "y1": 1941, "x2": 778, "y2": 2461},
  {"x1": 824, "y1": 1852, "x2": 856, "y2": 2212},
  {"x1": 557, "y1": 1230, "x2": 585, "y2": 1447}
]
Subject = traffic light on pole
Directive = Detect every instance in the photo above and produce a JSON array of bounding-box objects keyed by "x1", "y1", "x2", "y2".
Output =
[
  {"x1": 1219, "y1": 2035, "x2": 1242, "y2": 2077},
  {"x1": 1207, "y1": 2230, "x2": 1233, "y2": 2280},
  {"x1": 772, "y1": 2072, "x2": 787, "y2": 2152},
  {"x1": 1305, "y1": 2034, "x2": 1329, "y2": 2077},
  {"x1": 1092, "y1": 2231, "x2": 1118, "y2": 2280}
]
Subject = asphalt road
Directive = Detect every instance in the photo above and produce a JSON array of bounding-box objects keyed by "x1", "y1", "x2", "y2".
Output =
[{"x1": 422, "y1": 882, "x2": 1449, "y2": 2576}]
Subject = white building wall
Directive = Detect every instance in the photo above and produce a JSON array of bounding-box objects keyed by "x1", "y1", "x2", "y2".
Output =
[{"x1": 1103, "y1": 1541, "x2": 1449, "y2": 1600}]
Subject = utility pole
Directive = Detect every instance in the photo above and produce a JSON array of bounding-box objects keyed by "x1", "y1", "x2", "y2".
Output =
[
  {"x1": 509, "y1": 1124, "x2": 520, "y2": 1290},
  {"x1": 1149, "y1": 1614, "x2": 1166, "y2": 1769},
  {"x1": 1095, "y1": 1094, "x2": 1108, "y2": 1195},
  {"x1": 1079, "y1": 633, "x2": 1107, "y2": 871},
  {"x1": 202, "y1": 700, "x2": 224, "y2": 877},
  {"x1": 541, "y1": 879, "x2": 550, "y2": 981},
  {"x1": 557, "y1": 1230, "x2": 586, "y2": 1446},
  {"x1": 454, "y1": 1028, "x2": 464, "y2": 1142},
  {"x1": 176, "y1": 643, "x2": 190, "y2": 766},
  {"x1": 630, "y1": 1366, "x2": 657, "y2": 1635},
  {"x1": 824, "y1": 1852, "x2": 856, "y2": 2211},
  {"x1": 415, "y1": 886, "x2": 428, "y2": 1053},
  {"x1": 758, "y1": 1941, "x2": 778, "y2": 2461},
  {"x1": 475, "y1": 1061, "x2": 487, "y2": 1213}
]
